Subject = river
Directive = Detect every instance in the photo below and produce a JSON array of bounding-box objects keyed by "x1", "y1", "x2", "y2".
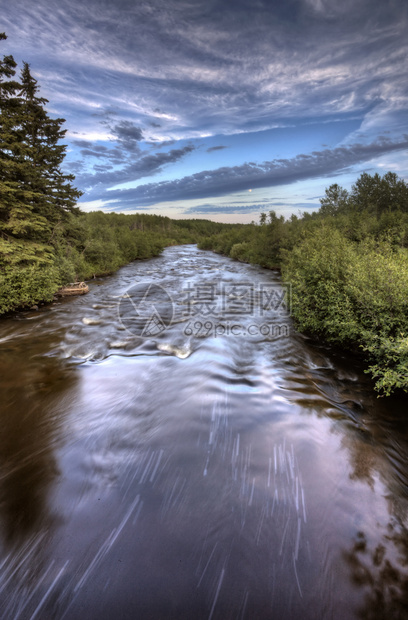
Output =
[{"x1": 1, "y1": 244, "x2": 408, "y2": 619}]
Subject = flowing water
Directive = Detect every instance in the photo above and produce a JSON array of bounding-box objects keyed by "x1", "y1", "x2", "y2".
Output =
[{"x1": 1, "y1": 245, "x2": 408, "y2": 619}]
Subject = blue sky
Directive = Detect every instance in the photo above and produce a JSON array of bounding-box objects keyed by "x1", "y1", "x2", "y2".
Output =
[{"x1": 2, "y1": 0, "x2": 408, "y2": 222}]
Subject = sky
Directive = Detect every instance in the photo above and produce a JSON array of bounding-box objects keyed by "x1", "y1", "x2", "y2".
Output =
[{"x1": 1, "y1": 0, "x2": 408, "y2": 223}]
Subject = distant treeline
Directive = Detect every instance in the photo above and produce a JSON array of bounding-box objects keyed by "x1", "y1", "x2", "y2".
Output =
[
  {"x1": 199, "y1": 171, "x2": 408, "y2": 396},
  {"x1": 54, "y1": 211, "x2": 233, "y2": 283}
]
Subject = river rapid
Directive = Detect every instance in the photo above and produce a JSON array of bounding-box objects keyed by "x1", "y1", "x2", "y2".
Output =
[{"x1": 1, "y1": 244, "x2": 408, "y2": 619}]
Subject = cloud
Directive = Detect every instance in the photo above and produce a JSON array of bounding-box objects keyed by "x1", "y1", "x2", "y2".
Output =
[
  {"x1": 65, "y1": 161, "x2": 86, "y2": 175},
  {"x1": 110, "y1": 120, "x2": 144, "y2": 153},
  {"x1": 184, "y1": 204, "x2": 268, "y2": 214},
  {"x1": 77, "y1": 144, "x2": 196, "y2": 190},
  {"x1": 183, "y1": 201, "x2": 320, "y2": 214},
  {"x1": 82, "y1": 136, "x2": 408, "y2": 208},
  {"x1": 207, "y1": 145, "x2": 228, "y2": 153},
  {"x1": 93, "y1": 164, "x2": 114, "y2": 172},
  {"x1": 145, "y1": 139, "x2": 176, "y2": 148},
  {"x1": 72, "y1": 140, "x2": 93, "y2": 149},
  {"x1": 4, "y1": 0, "x2": 407, "y2": 142},
  {"x1": 78, "y1": 147, "x2": 110, "y2": 159}
]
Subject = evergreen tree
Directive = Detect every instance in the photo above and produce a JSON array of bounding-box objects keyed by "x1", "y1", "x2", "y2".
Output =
[
  {"x1": 18, "y1": 63, "x2": 82, "y2": 229},
  {"x1": 1, "y1": 37, "x2": 83, "y2": 236},
  {"x1": 0, "y1": 32, "x2": 23, "y2": 237},
  {"x1": 1, "y1": 35, "x2": 81, "y2": 248},
  {"x1": 0, "y1": 33, "x2": 82, "y2": 312}
]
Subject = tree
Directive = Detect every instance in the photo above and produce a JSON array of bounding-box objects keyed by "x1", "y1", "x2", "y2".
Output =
[
  {"x1": 1, "y1": 36, "x2": 81, "y2": 247},
  {"x1": 0, "y1": 32, "x2": 23, "y2": 235},
  {"x1": 18, "y1": 63, "x2": 82, "y2": 228},
  {"x1": 0, "y1": 34, "x2": 82, "y2": 311},
  {"x1": 350, "y1": 172, "x2": 408, "y2": 217},
  {"x1": 0, "y1": 34, "x2": 82, "y2": 241},
  {"x1": 319, "y1": 183, "x2": 349, "y2": 216}
]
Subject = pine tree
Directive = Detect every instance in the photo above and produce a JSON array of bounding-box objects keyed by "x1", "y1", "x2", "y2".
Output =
[
  {"x1": 18, "y1": 63, "x2": 82, "y2": 229},
  {"x1": 0, "y1": 33, "x2": 82, "y2": 312},
  {"x1": 319, "y1": 184, "x2": 349, "y2": 216},
  {"x1": 1, "y1": 35, "x2": 82, "y2": 246},
  {"x1": 0, "y1": 32, "x2": 24, "y2": 236}
]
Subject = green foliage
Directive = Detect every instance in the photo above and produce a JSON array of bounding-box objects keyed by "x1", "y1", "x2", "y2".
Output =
[
  {"x1": 55, "y1": 212, "x2": 233, "y2": 281},
  {"x1": 350, "y1": 171, "x2": 408, "y2": 216},
  {"x1": 281, "y1": 226, "x2": 360, "y2": 343},
  {"x1": 0, "y1": 40, "x2": 81, "y2": 249},
  {"x1": 282, "y1": 227, "x2": 408, "y2": 395},
  {"x1": 0, "y1": 261, "x2": 59, "y2": 314},
  {"x1": 230, "y1": 242, "x2": 250, "y2": 261},
  {"x1": 319, "y1": 184, "x2": 349, "y2": 216},
  {"x1": 198, "y1": 211, "x2": 287, "y2": 268},
  {"x1": 363, "y1": 335, "x2": 408, "y2": 397}
]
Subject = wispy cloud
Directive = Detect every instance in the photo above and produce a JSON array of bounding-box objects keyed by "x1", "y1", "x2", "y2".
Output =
[
  {"x1": 110, "y1": 121, "x2": 144, "y2": 153},
  {"x1": 76, "y1": 145, "x2": 196, "y2": 190},
  {"x1": 5, "y1": 0, "x2": 408, "y2": 140},
  {"x1": 82, "y1": 136, "x2": 408, "y2": 208},
  {"x1": 207, "y1": 145, "x2": 228, "y2": 153},
  {"x1": 183, "y1": 201, "x2": 320, "y2": 214}
]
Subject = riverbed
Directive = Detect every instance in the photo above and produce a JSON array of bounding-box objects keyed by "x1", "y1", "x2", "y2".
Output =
[{"x1": 1, "y1": 245, "x2": 408, "y2": 619}]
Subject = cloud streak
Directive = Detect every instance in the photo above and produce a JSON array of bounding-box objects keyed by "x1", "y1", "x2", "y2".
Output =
[
  {"x1": 77, "y1": 145, "x2": 196, "y2": 189},
  {"x1": 183, "y1": 201, "x2": 320, "y2": 214},
  {"x1": 207, "y1": 145, "x2": 228, "y2": 153},
  {"x1": 83, "y1": 136, "x2": 408, "y2": 208}
]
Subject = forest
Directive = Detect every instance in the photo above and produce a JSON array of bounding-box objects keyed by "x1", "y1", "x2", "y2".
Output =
[{"x1": 1, "y1": 33, "x2": 407, "y2": 395}]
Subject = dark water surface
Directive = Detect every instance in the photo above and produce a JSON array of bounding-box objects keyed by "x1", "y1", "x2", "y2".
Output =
[{"x1": 1, "y1": 245, "x2": 408, "y2": 619}]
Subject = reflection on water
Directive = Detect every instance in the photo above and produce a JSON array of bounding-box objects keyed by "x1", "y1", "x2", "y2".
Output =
[
  {"x1": 0, "y1": 341, "x2": 78, "y2": 619},
  {"x1": 0, "y1": 245, "x2": 408, "y2": 619},
  {"x1": 344, "y1": 524, "x2": 408, "y2": 619}
]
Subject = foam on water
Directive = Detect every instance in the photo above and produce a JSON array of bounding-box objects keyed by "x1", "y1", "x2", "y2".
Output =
[
  {"x1": 82, "y1": 317, "x2": 103, "y2": 326},
  {"x1": 157, "y1": 342, "x2": 193, "y2": 359}
]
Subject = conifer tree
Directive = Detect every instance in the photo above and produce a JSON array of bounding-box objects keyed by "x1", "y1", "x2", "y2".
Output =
[
  {"x1": 0, "y1": 31, "x2": 23, "y2": 237},
  {"x1": 0, "y1": 33, "x2": 82, "y2": 312},
  {"x1": 1, "y1": 35, "x2": 82, "y2": 246},
  {"x1": 18, "y1": 62, "x2": 82, "y2": 229}
]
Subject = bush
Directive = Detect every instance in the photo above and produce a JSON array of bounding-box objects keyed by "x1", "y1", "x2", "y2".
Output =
[
  {"x1": 282, "y1": 227, "x2": 408, "y2": 394},
  {"x1": 230, "y1": 242, "x2": 250, "y2": 261},
  {"x1": 0, "y1": 262, "x2": 59, "y2": 313}
]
